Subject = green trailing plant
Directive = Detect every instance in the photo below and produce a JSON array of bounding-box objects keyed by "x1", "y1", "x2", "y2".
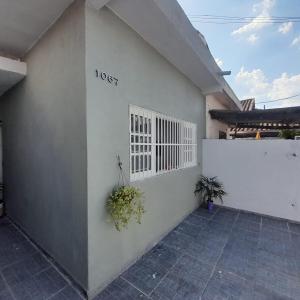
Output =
[
  {"x1": 195, "y1": 175, "x2": 227, "y2": 204},
  {"x1": 107, "y1": 185, "x2": 145, "y2": 231}
]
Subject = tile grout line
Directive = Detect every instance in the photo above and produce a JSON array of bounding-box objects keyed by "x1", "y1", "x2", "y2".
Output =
[
  {"x1": 199, "y1": 210, "x2": 240, "y2": 300},
  {"x1": 120, "y1": 276, "x2": 151, "y2": 298},
  {"x1": 7, "y1": 218, "x2": 86, "y2": 299},
  {"x1": 0, "y1": 270, "x2": 17, "y2": 300},
  {"x1": 148, "y1": 251, "x2": 185, "y2": 298}
]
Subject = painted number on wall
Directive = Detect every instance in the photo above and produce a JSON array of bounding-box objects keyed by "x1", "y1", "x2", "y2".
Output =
[{"x1": 95, "y1": 70, "x2": 119, "y2": 86}]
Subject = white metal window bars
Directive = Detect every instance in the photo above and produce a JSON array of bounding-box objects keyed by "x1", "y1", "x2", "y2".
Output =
[{"x1": 130, "y1": 106, "x2": 197, "y2": 181}]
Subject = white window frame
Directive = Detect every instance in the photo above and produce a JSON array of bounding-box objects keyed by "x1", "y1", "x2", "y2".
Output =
[{"x1": 130, "y1": 105, "x2": 197, "y2": 181}]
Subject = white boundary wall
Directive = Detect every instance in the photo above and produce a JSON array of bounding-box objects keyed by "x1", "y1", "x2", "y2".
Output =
[{"x1": 203, "y1": 140, "x2": 300, "y2": 222}]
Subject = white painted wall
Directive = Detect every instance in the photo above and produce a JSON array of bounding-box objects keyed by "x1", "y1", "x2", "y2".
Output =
[
  {"x1": 203, "y1": 140, "x2": 300, "y2": 222},
  {"x1": 206, "y1": 95, "x2": 229, "y2": 139}
]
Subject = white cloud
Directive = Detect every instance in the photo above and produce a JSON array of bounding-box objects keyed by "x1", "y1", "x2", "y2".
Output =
[
  {"x1": 247, "y1": 34, "x2": 259, "y2": 44},
  {"x1": 235, "y1": 67, "x2": 300, "y2": 108},
  {"x1": 215, "y1": 58, "x2": 223, "y2": 68},
  {"x1": 291, "y1": 36, "x2": 300, "y2": 47},
  {"x1": 232, "y1": 0, "x2": 275, "y2": 36},
  {"x1": 278, "y1": 22, "x2": 293, "y2": 34}
]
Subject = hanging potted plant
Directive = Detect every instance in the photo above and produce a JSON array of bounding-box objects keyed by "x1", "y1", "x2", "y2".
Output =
[
  {"x1": 106, "y1": 156, "x2": 145, "y2": 231},
  {"x1": 107, "y1": 185, "x2": 144, "y2": 231},
  {"x1": 195, "y1": 176, "x2": 226, "y2": 212}
]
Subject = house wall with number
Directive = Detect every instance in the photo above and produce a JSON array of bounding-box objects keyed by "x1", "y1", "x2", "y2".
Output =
[
  {"x1": 85, "y1": 6, "x2": 205, "y2": 296},
  {"x1": 0, "y1": 0, "x2": 240, "y2": 298}
]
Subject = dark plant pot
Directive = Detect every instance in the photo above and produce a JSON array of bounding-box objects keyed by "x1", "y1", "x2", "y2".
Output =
[{"x1": 207, "y1": 201, "x2": 214, "y2": 212}]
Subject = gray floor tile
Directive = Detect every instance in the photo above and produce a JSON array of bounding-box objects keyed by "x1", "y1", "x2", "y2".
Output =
[
  {"x1": 0, "y1": 240, "x2": 37, "y2": 269},
  {"x1": 243, "y1": 283, "x2": 293, "y2": 300},
  {"x1": 202, "y1": 270, "x2": 249, "y2": 300},
  {"x1": 95, "y1": 277, "x2": 148, "y2": 300},
  {"x1": 216, "y1": 251, "x2": 257, "y2": 280},
  {"x1": 0, "y1": 225, "x2": 27, "y2": 248},
  {"x1": 184, "y1": 240, "x2": 223, "y2": 265},
  {"x1": 256, "y1": 249, "x2": 299, "y2": 278},
  {"x1": 192, "y1": 207, "x2": 217, "y2": 220},
  {"x1": 289, "y1": 222, "x2": 300, "y2": 235},
  {"x1": 238, "y1": 211, "x2": 262, "y2": 223},
  {"x1": 151, "y1": 255, "x2": 213, "y2": 300},
  {"x1": 0, "y1": 276, "x2": 5, "y2": 294},
  {"x1": 50, "y1": 286, "x2": 84, "y2": 300},
  {"x1": 259, "y1": 234, "x2": 292, "y2": 257},
  {"x1": 161, "y1": 231, "x2": 193, "y2": 252},
  {"x1": 3, "y1": 211, "x2": 300, "y2": 300},
  {"x1": 205, "y1": 220, "x2": 233, "y2": 235},
  {"x1": 260, "y1": 226, "x2": 291, "y2": 241},
  {"x1": 183, "y1": 214, "x2": 208, "y2": 228},
  {"x1": 10, "y1": 267, "x2": 67, "y2": 300},
  {"x1": 234, "y1": 218, "x2": 261, "y2": 233},
  {"x1": 2, "y1": 252, "x2": 50, "y2": 286},
  {"x1": 230, "y1": 227, "x2": 260, "y2": 244},
  {"x1": 142, "y1": 243, "x2": 181, "y2": 271},
  {"x1": 0, "y1": 217, "x2": 11, "y2": 227},
  {"x1": 0, "y1": 288, "x2": 14, "y2": 300},
  {"x1": 262, "y1": 216, "x2": 289, "y2": 231},
  {"x1": 211, "y1": 209, "x2": 238, "y2": 226},
  {"x1": 121, "y1": 255, "x2": 168, "y2": 295},
  {"x1": 255, "y1": 267, "x2": 300, "y2": 299},
  {"x1": 174, "y1": 221, "x2": 201, "y2": 239},
  {"x1": 215, "y1": 207, "x2": 239, "y2": 218},
  {"x1": 223, "y1": 238, "x2": 258, "y2": 258},
  {"x1": 195, "y1": 230, "x2": 228, "y2": 248}
]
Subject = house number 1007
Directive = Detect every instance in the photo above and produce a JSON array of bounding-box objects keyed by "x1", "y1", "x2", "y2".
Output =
[{"x1": 95, "y1": 69, "x2": 119, "y2": 86}]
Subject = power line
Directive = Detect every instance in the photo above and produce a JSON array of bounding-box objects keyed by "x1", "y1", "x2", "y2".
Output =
[
  {"x1": 256, "y1": 93, "x2": 300, "y2": 104},
  {"x1": 187, "y1": 14, "x2": 300, "y2": 24},
  {"x1": 190, "y1": 20, "x2": 300, "y2": 24},
  {"x1": 187, "y1": 14, "x2": 300, "y2": 19}
]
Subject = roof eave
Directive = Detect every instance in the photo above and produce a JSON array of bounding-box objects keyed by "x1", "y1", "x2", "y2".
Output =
[{"x1": 88, "y1": 0, "x2": 239, "y2": 104}]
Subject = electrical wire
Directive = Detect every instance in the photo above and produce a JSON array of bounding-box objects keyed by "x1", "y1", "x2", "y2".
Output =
[
  {"x1": 187, "y1": 14, "x2": 300, "y2": 24},
  {"x1": 256, "y1": 93, "x2": 300, "y2": 104}
]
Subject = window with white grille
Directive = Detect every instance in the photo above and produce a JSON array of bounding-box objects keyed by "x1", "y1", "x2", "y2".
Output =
[{"x1": 130, "y1": 106, "x2": 197, "y2": 181}]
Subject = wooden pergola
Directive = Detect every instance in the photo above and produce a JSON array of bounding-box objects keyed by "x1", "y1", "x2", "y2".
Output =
[{"x1": 209, "y1": 106, "x2": 300, "y2": 138}]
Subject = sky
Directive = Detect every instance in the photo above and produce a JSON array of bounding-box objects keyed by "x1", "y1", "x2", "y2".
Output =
[{"x1": 177, "y1": 0, "x2": 300, "y2": 109}]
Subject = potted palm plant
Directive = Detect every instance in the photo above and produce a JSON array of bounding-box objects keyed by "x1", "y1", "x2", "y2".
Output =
[{"x1": 195, "y1": 176, "x2": 226, "y2": 212}]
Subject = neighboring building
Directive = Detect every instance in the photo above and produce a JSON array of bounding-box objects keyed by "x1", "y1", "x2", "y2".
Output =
[
  {"x1": 210, "y1": 105, "x2": 300, "y2": 139},
  {"x1": 228, "y1": 98, "x2": 292, "y2": 139},
  {"x1": 0, "y1": 0, "x2": 240, "y2": 298},
  {"x1": 205, "y1": 88, "x2": 241, "y2": 139}
]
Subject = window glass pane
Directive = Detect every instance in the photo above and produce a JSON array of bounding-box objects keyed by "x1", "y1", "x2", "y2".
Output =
[
  {"x1": 135, "y1": 156, "x2": 139, "y2": 172},
  {"x1": 135, "y1": 115, "x2": 139, "y2": 133},
  {"x1": 131, "y1": 156, "x2": 135, "y2": 173},
  {"x1": 140, "y1": 116, "x2": 143, "y2": 133},
  {"x1": 140, "y1": 155, "x2": 144, "y2": 171},
  {"x1": 131, "y1": 114, "x2": 134, "y2": 133}
]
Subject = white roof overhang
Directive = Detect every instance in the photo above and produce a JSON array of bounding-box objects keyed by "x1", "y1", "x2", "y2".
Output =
[
  {"x1": 0, "y1": 57, "x2": 27, "y2": 96},
  {"x1": 0, "y1": 0, "x2": 241, "y2": 109},
  {"x1": 88, "y1": 0, "x2": 241, "y2": 110},
  {"x1": 0, "y1": 0, "x2": 74, "y2": 58}
]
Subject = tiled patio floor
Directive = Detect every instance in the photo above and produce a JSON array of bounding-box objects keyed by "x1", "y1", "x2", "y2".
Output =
[
  {"x1": 96, "y1": 207, "x2": 300, "y2": 300},
  {"x1": 0, "y1": 217, "x2": 83, "y2": 300},
  {"x1": 1, "y1": 207, "x2": 300, "y2": 300}
]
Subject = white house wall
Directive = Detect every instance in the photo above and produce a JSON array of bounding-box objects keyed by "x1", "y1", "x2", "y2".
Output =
[
  {"x1": 0, "y1": 0, "x2": 88, "y2": 290},
  {"x1": 203, "y1": 140, "x2": 300, "y2": 222},
  {"x1": 85, "y1": 6, "x2": 205, "y2": 296}
]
